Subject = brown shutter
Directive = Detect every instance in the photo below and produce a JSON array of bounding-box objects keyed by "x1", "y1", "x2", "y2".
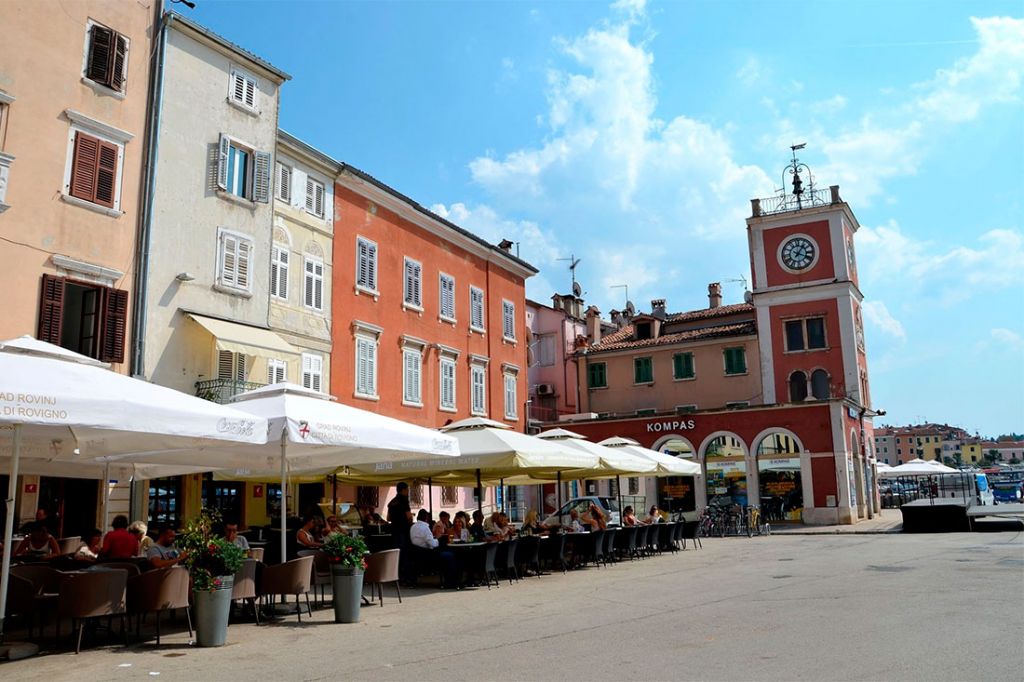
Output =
[
  {"x1": 37, "y1": 274, "x2": 66, "y2": 345},
  {"x1": 70, "y1": 132, "x2": 99, "y2": 202},
  {"x1": 99, "y1": 287, "x2": 128, "y2": 363},
  {"x1": 94, "y1": 141, "x2": 118, "y2": 208},
  {"x1": 86, "y1": 25, "x2": 114, "y2": 84},
  {"x1": 110, "y1": 34, "x2": 128, "y2": 91}
]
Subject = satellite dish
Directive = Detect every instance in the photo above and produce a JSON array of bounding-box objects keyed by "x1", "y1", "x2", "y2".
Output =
[
  {"x1": 744, "y1": 290, "x2": 753, "y2": 304},
  {"x1": 572, "y1": 281, "x2": 582, "y2": 297},
  {"x1": 625, "y1": 300, "x2": 636, "y2": 316}
]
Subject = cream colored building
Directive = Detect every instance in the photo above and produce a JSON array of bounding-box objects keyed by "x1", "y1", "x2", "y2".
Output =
[
  {"x1": 269, "y1": 130, "x2": 337, "y2": 391},
  {"x1": 0, "y1": 0, "x2": 156, "y2": 535}
]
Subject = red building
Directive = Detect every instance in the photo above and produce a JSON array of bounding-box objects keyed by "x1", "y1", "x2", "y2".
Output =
[{"x1": 545, "y1": 181, "x2": 879, "y2": 525}]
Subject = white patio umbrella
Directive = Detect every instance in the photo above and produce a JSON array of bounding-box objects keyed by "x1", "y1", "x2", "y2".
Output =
[
  {"x1": 598, "y1": 436, "x2": 702, "y2": 476},
  {"x1": 0, "y1": 336, "x2": 269, "y2": 637},
  {"x1": 881, "y1": 458, "x2": 955, "y2": 476},
  {"x1": 927, "y1": 460, "x2": 959, "y2": 473},
  {"x1": 874, "y1": 461, "x2": 894, "y2": 474},
  {"x1": 154, "y1": 383, "x2": 460, "y2": 563}
]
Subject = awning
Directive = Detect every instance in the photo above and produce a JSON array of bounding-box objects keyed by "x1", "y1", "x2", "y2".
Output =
[{"x1": 187, "y1": 313, "x2": 299, "y2": 359}]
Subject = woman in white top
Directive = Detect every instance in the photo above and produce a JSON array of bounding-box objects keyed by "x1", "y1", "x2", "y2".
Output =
[
  {"x1": 645, "y1": 505, "x2": 663, "y2": 525},
  {"x1": 74, "y1": 528, "x2": 104, "y2": 562}
]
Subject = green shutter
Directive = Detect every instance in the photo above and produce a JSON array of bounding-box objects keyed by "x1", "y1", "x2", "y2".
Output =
[
  {"x1": 674, "y1": 352, "x2": 694, "y2": 379},
  {"x1": 724, "y1": 348, "x2": 747, "y2": 375},
  {"x1": 635, "y1": 357, "x2": 653, "y2": 383},
  {"x1": 588, "y1": 362, "x2": 607, "y2": 389}
]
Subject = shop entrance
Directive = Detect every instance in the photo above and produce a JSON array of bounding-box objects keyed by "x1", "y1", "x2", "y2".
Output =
[
  {"x1": 704, "y1": 434, "x2": 748, "y2": 507},
  {"x1": 655, "y1": 437, "x2": 697, "y2": 516},
  {"x1": 756, "y1": 431, "x2": 804, "y2": 522},
  {"x1": 39, "y1": 476, "x2": 98, "y2": 539}
]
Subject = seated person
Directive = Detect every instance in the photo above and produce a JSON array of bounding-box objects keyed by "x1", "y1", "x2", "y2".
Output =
[
  {"x1": 323, "y1": 516, "x2": 344, "y2": 538},
  {"x1": 147, "y1": 526, "x2": 185, "y2": 568},
  {"x1": 410, "y1": 509, "x2": 438, "y2": 550},
  {"x1": 128, "y1": 520, "x2": 153, "y2": 556},
  {"x1": 224, "y1": 522, "x2": 251, "y2": 556},
  {"x1": 468, "y1": 510, "x2": 489, "y2": 542},
  {"x1": 519, "y1": 509, "x2": 547, "y2": 535},
  {"x1": 433, "y1": 511, "x2": 452, "y2": 539},
  {"x1": 296, "y1": 515, "x2": 323, "y2": 549},
  {"x1": 581, "y1": 503, "x2": 607, "y2": 531},
  {"x1": 15, "y1": 521, "x2": 60, "y2": 560},
  {"x1": 482, "y1": 511, "x2": 501, "y2": 534},
  {"x1": 491, "y1": 512, "x2": 515, "y2": 539},
  {"x1": 645, "y1": 505, "x2": 663, "y2": 525},
  {"x1": 100, "y1": 515, "x2": 139, "y2": 559},
  {"x1": 451, "y1": 515, "x2": 469, "y2": 542},
  {"x1": 74, "y1": 528, "x2": 104, "y2": 562},
  {"x1": 566, "y1": 509, "x2": 585, "y2": 533},
  {"x1": 622, "y1": 506, "x2": 641, "y2": 526}
]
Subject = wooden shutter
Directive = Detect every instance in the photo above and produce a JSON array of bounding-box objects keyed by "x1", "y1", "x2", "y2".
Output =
[
  {"x1": 253, "y1": 151, "x2": 271, "y2": 203},
  {"x1": 221, "y1": 233, "x2": 237, "y2": 286},
  {"x1": 94, "y1": 140, "x2": 118, "y2": 208},
  {"x1": 314, "y1": 182, "x2": 324, "y2": 217},
  {"x1": 70, "y1": 132, "x2": 99, "y2": 202},
  {"x1": 277, "y1": 163, "x2": 290, "y2": 201},
  {"x1": 37, "y1": 274, "x2": 66, "y2": 344},
  {"x1": 313, "y1": 260, "x2": 323, "y2": 310},
  {"x1": 236, "y1": 239, "x2": 251, "y2": 288},
  {"x1": 305, "y1": 178, "x2": 315, "y2": 213},
  {"x1": 99, "y1": 286, "x2": 128, "y2": 363},
  {"x1": 304, "y1": 259, "x2": 315, "y2": 307},
  {"x1": 216, "y1": 134, "x2": 229, "y2": 190},
  {"x1": 110, "y1": 34, "x2": 128, "y2": 91},
  {"x1": 217, "y1": 350, "x2": 234, "y2": 380},
  {"x1": 86, "y1": 25, "x2": 113, "y2": 84},
  {"x1": 366, "y1": 242, "x2": 377, "y2": 289},
  {"x1": 357, "y1": 239, "x2": 368, "y2": 287}
]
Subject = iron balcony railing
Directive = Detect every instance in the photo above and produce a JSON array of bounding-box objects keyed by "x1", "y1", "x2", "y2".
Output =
[
  {"x1": 752, "y1": 186, "x2": 837, "y2": 217},
  {"x1": 195, "y1": 379, "x2": 265, "y2": 404}
]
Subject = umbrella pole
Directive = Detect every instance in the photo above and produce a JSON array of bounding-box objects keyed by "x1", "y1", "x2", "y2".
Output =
[
  {"x1": 616, "y1": 475, "x2": 623, "y2": 527},
  {"x1": 500, "y1": 478, "x2": 505, "y2": 515},
  {"x1": 476, "y1": 469, "x2": 482, "y2": 515},
  {"x1": 557, "y1": 471, "x2": 562, "y2": 521},
  {"x1": 428, "y1": 477, "x2": 433, "y2": 518},
  {"x1": 332, "y1": 474, "x2": 337, "y2": 516},
  {"x1": 280, "y1": 432, "x2": 287, "y2": 565},
  {"x1": 0, "y1": 424, "x2": 22, "y2": 639},
  {"x1": 99, "y1": 462, "x2": 111, "y2": 533}
]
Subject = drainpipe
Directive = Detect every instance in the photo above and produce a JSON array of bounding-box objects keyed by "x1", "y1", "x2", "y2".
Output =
[{"x1": 130, "y1": 9, "x2": 169, "y2": 379}]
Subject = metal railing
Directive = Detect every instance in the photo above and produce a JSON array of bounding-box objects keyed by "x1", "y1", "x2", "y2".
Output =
[
  {"x1": 753, "y1": 187, "x2": 835, "y2": 217},
  {"x1": 195, "y1": 379, "x2": 265, "y2": 404}
]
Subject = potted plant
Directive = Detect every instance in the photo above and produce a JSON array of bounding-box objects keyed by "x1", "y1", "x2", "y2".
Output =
[
  {"x1": 322, "y1": 533, "x2": 369, "y2": 623},
  {"x1": 178, "y1": 508, "x2": 246, "y2": 646}
]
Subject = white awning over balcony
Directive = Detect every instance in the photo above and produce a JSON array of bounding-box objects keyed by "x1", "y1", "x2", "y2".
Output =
[{"x1": 186, "y1": 313, "x2": 299, "y2": 360}]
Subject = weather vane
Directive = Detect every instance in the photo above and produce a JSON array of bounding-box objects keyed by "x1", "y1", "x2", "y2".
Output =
[{"x1": 783, "y1": 143, "x2": 815, "y2": 210}]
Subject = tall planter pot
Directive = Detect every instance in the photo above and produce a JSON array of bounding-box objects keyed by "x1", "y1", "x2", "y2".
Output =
[
  {"x1": 331, "y1": 565, "x2": 363, "y2": 623},
  {"x1": 193, "y1": 575, "x2": 234, "y2": 647}
]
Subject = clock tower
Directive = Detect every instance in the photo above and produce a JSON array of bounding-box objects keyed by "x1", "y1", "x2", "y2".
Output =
[{"x1": 746, "y1": 152, "x2": 870, "y2": 411}]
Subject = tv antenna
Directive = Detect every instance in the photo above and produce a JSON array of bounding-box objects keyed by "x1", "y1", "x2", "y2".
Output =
[
  {"x1": 610, "y1": 284, "x2": 628, "y2": 308},
  {"x1": 557, "y1": 254, "x2": 581, "y2": 296}
]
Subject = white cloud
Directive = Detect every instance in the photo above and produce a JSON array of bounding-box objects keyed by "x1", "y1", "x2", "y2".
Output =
[
  {"x1": 991, "y1": 328, "x2": 1024, "y2": 352},
  {"x1": 736, "y1": 56, "x2": 767, "y2": 87},
  {"x1": 862, "y1": 300, "x2": 906, "y2": 342}
]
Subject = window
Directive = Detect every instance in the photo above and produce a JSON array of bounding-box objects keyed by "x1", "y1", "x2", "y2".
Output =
[
  {"x1": 635, "y1": 322, "x2": 652, "y2": 340},
  {"x1": 302, "y1": 353, "x2": 323, "y2": 392},
  {"x1": 84, "y1": 23, "x2": 128, "y2": 93},
  {"x1": 440, "y1": 357, "x2": 457, "y2": 410},
  {"x1": 784, "y1": 317, "x2": 826, "y2": 351},
  {"x1": 403, "y1": 348, "x2": 422, "y2": 406},
  {"x1": 724, "y1": 347, "x2": 747, "y2": 375},
  {"x1": 356, "y1": 237, "x2": 377, "y2": 292},
  {"x1": 634, "y1": 357, "x2": 653, "y2": 384},
  {"x1": 504, "y1": 372, "x2": 518, "y2": 420},
  {"x1": 537, "y1": 334, "x2": 556, "y2": 367},
  {"x1": 218, "y1": 350, "x2": 246, "y2": 382},
  {"x1": 789, "y1": 370, "x2": 808, "y2": 402},
  {"x1": 409, "y1": 482, "x2": 424, "y2": 506},
  {"x1": 36, "y1": 274, "x2": 128, "y2": 363},
  {"x1": 270, "y1": 242, "x2": 289, "y2": 300},
  {"x1": 305, "y1": 177, "x2": 324, "y2": 217},
  {"x1": 587, "y1": 362, "x2": 607, "y2": 389},
  {"x1": 726, "y1": 401, "x2": 749, "y2": 409},
  {"x1": 441, "y1": 486, "x2": 459, "y2": 506},
  {"x1": 68, "y1": 131, "x2": 119, "y2": 209},
  {"x1": 216, "y1": 134, "x2": 270, "y2": 203},
  {"x1": 811, "y1": 369, "x2": 830, "y2": 400},
  {"x1": 635, "y1": 408, "x2": 656, "y2": 416},
  {"x1": 439, "y1": 274, "x2": 455, "y2": 320},
  {"x1": 502, "y1": 300, "x2": 516, "y2": 341},
  {"x1": 403, "y1": 258, "x2": 422, "y2": 309},
  {"x1": 229, "y1": 68, "x2": 258, "y2": 110},
  {"x1": 217, "y1": 228, "x2": 253, "y2": 293},
  {"x1": 355, "y1": 336, "x2": 377, "y2": 398},
  {"x1": 470, "y1": 287, "x2": 485, "y2": 331},
  {"x1": 276, "y1": 162, "x2": 291, "y2": 201},
  {"x1": 267, "y1": 358, "x2": 287, "y2": 384},
  {"x1": 148, "y1": 478, "x2": 182, "y2": 529},
  {"x1": 471, "y1": 364, "x2": 487, "y2": 416},
  {"x1": 672, "y1": 352, "x2": 694, "y2": 380},
  {"x1": 303, "y1": 257, "x2": 324, "y2": 311}
]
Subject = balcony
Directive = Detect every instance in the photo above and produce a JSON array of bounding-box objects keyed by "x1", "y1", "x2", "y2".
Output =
[
  {"x1": 195, "y1": 379, "x2": 265, "y2": 404},
  {"x1": 751, "y1": 186, "x2": 839, "y2": 217}
]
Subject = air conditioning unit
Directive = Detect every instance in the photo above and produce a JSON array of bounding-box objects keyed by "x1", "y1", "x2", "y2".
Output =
[{"x1": 536, "y1": 383, "x2": 555, "y2": 396}]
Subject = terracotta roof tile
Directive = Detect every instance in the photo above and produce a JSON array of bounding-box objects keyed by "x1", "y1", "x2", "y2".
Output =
[
  {"x1": 588, "y1": 321, "x2": 757, "y2": 353},
  {"x1": 666, "y1": 302, "x2": 754, "y2": 323}
]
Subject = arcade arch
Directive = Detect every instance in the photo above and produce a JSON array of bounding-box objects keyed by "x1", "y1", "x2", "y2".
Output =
[
  {"x1": 651, "y1": 435, "x2": 697, "y2": 516},
  {"x1": 699, "y1": 431, "x2": 749, "y2": 507},
  {"x1": 753, "y1": 428, "x2": 805, "y2": 522}
]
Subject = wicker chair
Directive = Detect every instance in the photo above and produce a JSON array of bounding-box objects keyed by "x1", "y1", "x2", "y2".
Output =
[
  {"x1": 634, "y1": 525, "x2": 650, "y2": 557},
  {"x1": 260, "y1": 556, "x2": 314, "y2": 622},
  {"x1": 481, "y1": 543, "x2": 500, "y2": 589},
  {"x1": 58, "y1": 569, "x2": 128, "y2": 653},
  {"x1": 681, "y1": 520, "x2": 702, "y2": 549},
  {"x1": 127, "y1": 566, "x2": 191, "y2": 645},
  {"x1": 297, "y1": 549, "x2": 331, "y2": 607},
  {"x1": 250, "y1": 547, "x2": 265, "y2": 562},
  {"x1": 497, "y1": 538, "x2": 519, "y2": 584},
  {"x1": 232, "y1": 558, "x2": 261, "y2": 624},
  {"x1": 363, "y1": 549, "x2": 401, "y2": 606},
  {"x1": 542, "y1": 533, "x2": 568, "y2": 573},
  {"x1": 515, "y1": 535, "x2": 542, "y2": 577},
  {"x1": 57, "y1": 536, "x2": 82, "y2": 555}
]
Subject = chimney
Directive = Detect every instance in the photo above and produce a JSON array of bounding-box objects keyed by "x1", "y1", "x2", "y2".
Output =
[
  {"x1": 585, "y1": 306, "x2": 602, "y2": 345},
  {"x1": 651, "y1": 299, "x2": 666, "y2": 320},
  {"x1": 497, "y1": 239, "x2": 514, "y2": 253},
  {"x1": 610, "y1": 309, "x2": 624, "y2": 329},
  {"x1": 708, "y1": 282, "x2": 722, "y2": 309}
]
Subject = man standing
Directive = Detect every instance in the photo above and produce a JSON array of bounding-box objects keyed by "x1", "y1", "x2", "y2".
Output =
[{"x1": 387, "y1": 482, "x2": 414, "y2": 584}]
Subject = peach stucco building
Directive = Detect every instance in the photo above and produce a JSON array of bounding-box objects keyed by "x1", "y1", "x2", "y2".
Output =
[{"x1": 0, "y1": 0, "x2": 156, "y2": 536}]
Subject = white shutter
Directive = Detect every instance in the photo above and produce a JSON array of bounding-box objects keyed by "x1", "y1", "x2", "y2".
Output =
[
  {"x1": 234, "y1": 353, "x2": 246, "y2": 382},
  {"x1": 305, "y1": 177, "x2": 315, "y2": 213},
  {"x1": 271, "y1": 244, "x2": 288, "y2": 299},
  {"x1": 471, "y1": 287, "x2": 485, "y2": 330},
  {"x1": 218, "y1": 350, "x2": 234, "y2": 380},
  {"x1": 471, "y1": 366, "x2": 486, "y2": 415},
  {"x1": 440, "y1": 275, "x2": 455, "y2": 319},
  {"x1": 276, "y1": 163, "x2": 291, "y2": 201},
  {"x1": 314, "y1": 182, "x2": 324, "y2": 217},
  {"x1": 305, "y1": 178, "x2": 325, "y2": 217},
  {"x1": 268, "y1": 359, "x2": 286, "y2": 384},
  {"x1": 403, "y1": 349, "x2": 421, "y2": 404},
  {"x1": 304, "y1": 258, "x2": 324, "y2": 311},
  {"x1": 504, "y1": 374, "x2": 517, "y2": 419},
  {"x1": 503, "y1": 301, "x2": 515, "y2": 339},
  {"x1": 236, "y1": 239, "x2": 251, "y2": 289},
  {"x1": 304, "y1": 258, "x2": 314, "y2": 308},
  {"x1": 232, "y1": 73, "x2": 246, "y2": 104},
  {"x1": 302, "y1": 353, "x2": 322, "y2": 392},
  {"x1": 356, "y1": 338, "x2": 376, "y2": 396},
  {"x1": 221, "y1": 232, "x2": 237, "y2": 286},
  {"x1": 253, "y1": 151, "x2": 271, "y2": 203},
  {"x1": 216, "y1": 133, "x2": 229, "y2": 190},
  {"x1": 357, "y1": 238, "x2": 376, "y2": 290},
  {"x1": 244, "y1": 76, "x2": 256, "y2": 108},
  {"x1": 440, "y1": 358, "x2": 455, "y2": 409},
  {"x1": 366, "y1": 242, "x2": 377, "y2": 290}
]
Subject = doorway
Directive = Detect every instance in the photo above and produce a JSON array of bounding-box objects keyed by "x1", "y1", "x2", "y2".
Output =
[{"x1": 39, "y1": 476, "x2": 98, "y2": 539}]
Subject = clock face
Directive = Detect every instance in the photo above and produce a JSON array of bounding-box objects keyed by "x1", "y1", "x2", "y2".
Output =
[{"x1": 781, "y1": 236, "x2": 817, "y2": 271}]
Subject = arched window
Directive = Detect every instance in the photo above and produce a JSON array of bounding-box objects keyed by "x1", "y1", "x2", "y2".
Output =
[
  {"x1": 811, "y1": 369, "x2": 830, "y2": 399},
  {"x1": 789, "y1": 371, "x2": 808, "y2": 402}
]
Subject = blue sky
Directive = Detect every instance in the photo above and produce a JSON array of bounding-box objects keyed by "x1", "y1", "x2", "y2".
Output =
[{"x1": 185, "y1": 0, "x2": 1023, "y2": 436}]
